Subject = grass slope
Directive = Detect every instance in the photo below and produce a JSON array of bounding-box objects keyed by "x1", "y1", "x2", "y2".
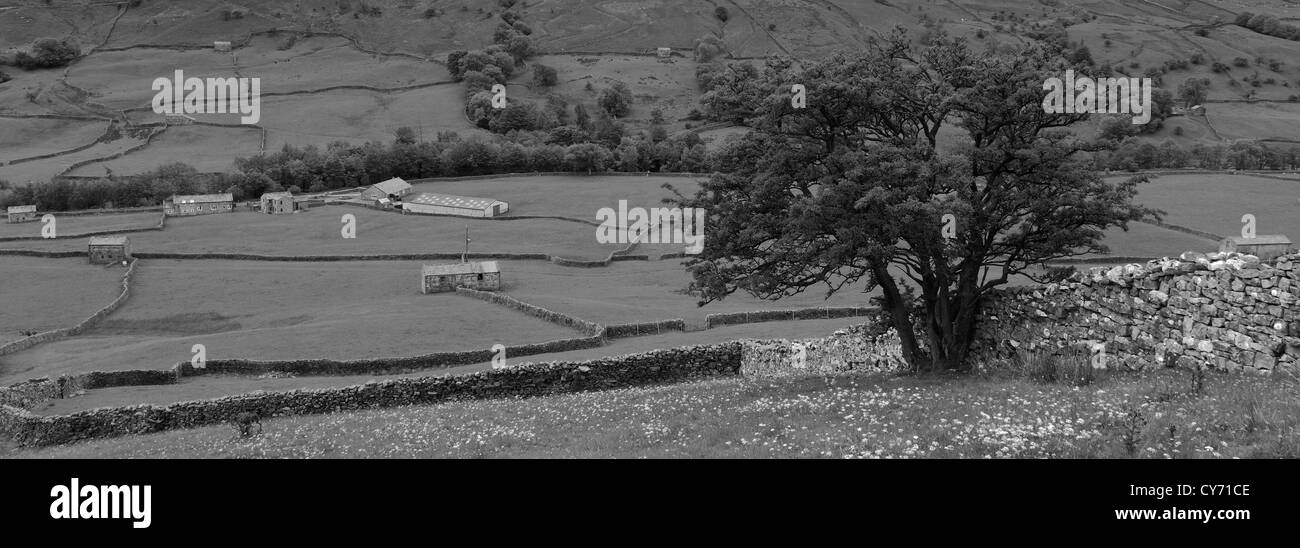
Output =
[{"x1": 8, "y1": 367, "x2": 1298, "y2": 459}]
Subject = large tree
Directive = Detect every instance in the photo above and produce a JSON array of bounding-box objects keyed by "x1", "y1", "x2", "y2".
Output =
[{"x1": 678, "y1": 32, "x2": 1157, "y2": 372}]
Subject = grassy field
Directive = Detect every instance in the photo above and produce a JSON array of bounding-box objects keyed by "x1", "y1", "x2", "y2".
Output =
[
  {"x1": 0, "y1": 134, "x2": 149, "y2": 186},
  {"x1": 0, "y1": 208, "x2": 618, "y2": 258},
  {"x1": 0, "y1": 256, "x2": 124, "y2": 346},
  {"x1": 1133, "y1": 173, "x2": 1300, "y2": 240},
  {"x1": 28, "y1": 317, "x2": 872, "y2": 414},
  {"x1": 0, "y1": 259, "x2": 580, "y2": 382},
  {"x1": 0, "y1": 211, "x2": 160, "y2": 238},
  {"x1": 9, "y1": 365, "x2": 1297, "y2": 459},
  {"x1": 0, "y1": 118, "x2": 108, "y2": 163},
  {"x1": 66, "y1": 125, "x2": 262, "y2": 176}
]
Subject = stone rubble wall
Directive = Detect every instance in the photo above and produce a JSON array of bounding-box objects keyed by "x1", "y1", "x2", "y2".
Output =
[
  {"x1": 975, "y1": 251, "x2": 1300, "y2": 374},
  {"x1": 740, "y1": 324, "x2": 909, "y2": 377}
]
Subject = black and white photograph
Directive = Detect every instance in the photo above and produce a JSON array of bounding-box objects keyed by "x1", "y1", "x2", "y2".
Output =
[{"x1": 0, "y1": 0, "x2": 1296, "y2": 534}]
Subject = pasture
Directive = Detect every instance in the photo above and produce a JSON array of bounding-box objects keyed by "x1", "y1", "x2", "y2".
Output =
[
  {"x1": 0, "y1": 118, "x2": 108, "y2": 164},
  {"x1": 0, "y1": 259, "x2": 580, "y2": 383},
  {"x1": 1132, "y1": 173, "x2": 1300, "y2": 240},
  {"x1": 28, "y1": 316, "x2": 871, "y2": 415},
  {"x1": 0, "y1": 207, "x2": 618, "y2": 259},
  {"x1": 0, "y1": 256, "x2": 123, "y2": 346},
  {"x1": 0, "y1": 211, "x2": 160, "y2": 239}
]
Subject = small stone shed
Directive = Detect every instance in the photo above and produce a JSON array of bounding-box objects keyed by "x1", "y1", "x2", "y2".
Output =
[
  {"x1": 421, "y1": 261, "x2": 501, "y2": 293},
  {"x1": 88, "y1": 236, "x2": 131, "y2": 265},
  {"x1": 1219, "y1": 235, "x2": 1293, "y2": 261},
  {"x1": 6, "y1": 205, "x2": 36, "y2": 223}
]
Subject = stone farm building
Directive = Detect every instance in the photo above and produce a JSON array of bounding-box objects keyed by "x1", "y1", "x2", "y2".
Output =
[
  {"x1": 6, "y1": 205, "x2": 36, "y2": 223},
  {"x1": 421, "y1": 261, "x2": 501, "y2": 293},
  {"x1": 260, "y1": 192, "x2": 297, "y2": 214},
  {"x1": 362, "y1": 177, "x2": 413, "y2": 202},
  {"x1": 1220, "y1": 235, "x2": 1293, "y2": 261},
  {"x1": 402, "y1": 193, "x2": 509, "y2": 218},
  {"x1": 88, "y1": 236, "x2": 130, "y2": 264},
  {"x1": 165, "y1": 193, "x2": 234, "y2": 216}
]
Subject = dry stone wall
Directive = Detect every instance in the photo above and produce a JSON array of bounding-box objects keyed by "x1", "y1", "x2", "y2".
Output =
[
  {"x1": 976, "y1": 251, "x2": 1300, "y2": 374},
  {"x1": 739, "y1": 324, "x2": 910, "y2": 377},
  {"x1": 0, "y1": 343, "x2": 743, "y2": 447}
]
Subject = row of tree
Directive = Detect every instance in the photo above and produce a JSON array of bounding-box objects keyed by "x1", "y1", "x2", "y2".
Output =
[{"x1": 0, "y1": 126, "x2": 716, "y2": 212}]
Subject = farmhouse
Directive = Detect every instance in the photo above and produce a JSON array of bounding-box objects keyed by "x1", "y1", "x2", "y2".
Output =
[
  {"x1": 260, "y1": 191, "x2": 296, "y2": 214},
  {"x1": 1220, "y1": 235, "x2": 1293, "y2": 261},
  {"x1": 87, "y1": 236, "x2": 131, "y2": 265},
  {"x1": 421, "y1": 261, "x2": 501, "y2": 293},
  {"x1": 6, "y1": 205, "x2": 36, "y2": 223},
  {"x1": 402, "y1": 193, "x2": 509, "y2": 218},
  {"x1": 165, "y1": 193, "x2": 234, "y2": 216},
  {"x1": 362, "y1": 177, "x2": 413, "y2": 202}
]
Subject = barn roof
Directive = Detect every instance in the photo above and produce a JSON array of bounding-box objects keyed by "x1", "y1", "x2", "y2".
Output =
[
  {"x1": 88, "y1": 236, "x2": 129, "y2": 246},
  {"x1": 7, "y1": 205, "x2": 36, "y2": 214},
  {"x1": 172, "y1": 193, "x2": 233, "y2": 204},
  {"x1": 261, "y1": 192, "x2": 293, "y2": 200},
  {"x1": 422, "y1": 261, "x2": 500, "y2": 276},
  {"x1": 1223, "y1": 235, "x2": 1292, "y2": 246},
  {"x1": 405, "y1": 192, "x2": 503, "y2": 210},
  {"x1": 372, "y1": 177, "x2": 411, "y2": 195}
]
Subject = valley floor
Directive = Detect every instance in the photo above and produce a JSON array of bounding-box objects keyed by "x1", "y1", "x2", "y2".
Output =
[{"x1": 7, "y1": 366, "x2": 1298, "y2": 459}]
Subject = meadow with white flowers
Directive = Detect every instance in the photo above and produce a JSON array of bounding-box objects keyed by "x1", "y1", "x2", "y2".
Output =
[{"x1": 7, "y1": 362, "x2": 1298, "y2": 459}]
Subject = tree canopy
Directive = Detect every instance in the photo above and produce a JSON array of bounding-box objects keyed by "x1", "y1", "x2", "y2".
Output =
[{"x1": 676, "y1": 31, "x2": 1158, "y2": 372}]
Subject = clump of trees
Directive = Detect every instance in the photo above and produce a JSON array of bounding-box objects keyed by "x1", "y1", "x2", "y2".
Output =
[
  {"x1": 11, "y1": 38, "x2": 81, "y2": 69},
  {"x1": 597, "y1": 81, "x2": 633, "y2": 117},
  {"x1": 1235, "y1": 12, "x2": 1300, "y2": 41}
]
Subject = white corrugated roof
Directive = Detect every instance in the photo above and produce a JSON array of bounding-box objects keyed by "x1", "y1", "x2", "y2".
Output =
[
  {"x1": 7, "y1": 205, "x2": 36, "y2": 214},
  {"x1": 261, "y1": 192, "x2": 293, "y2": 200},
  {"x1": 372, "y1": 177, "x2": 411, "y2": 195},
  {"x1": 405, "y1": 192, "x2": 502, "y2": 210},
  {"x1": 422, "y1": 261, "x2": 500, "y2": 276}
]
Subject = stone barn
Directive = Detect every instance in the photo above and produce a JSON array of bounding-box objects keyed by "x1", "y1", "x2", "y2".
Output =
[
  {"x1": 362, "y1": 177, "x2": 413, "y2": 203},
  {"x1": 657, "y1": 47, "x2": 672, "y2": 59},
  {"x1": 165, "y1": 193, "x2": 234, "y2": 216},
  {"x1": 402, "y1": 193, "x2": 509, "y2": 218},
  {"x1": 1220, "y1": 235, "x2": 1293, "y2": 261},
  {"x1": 260, "y1": 191, "x2": 296, "y2": 214},
  {"x1": 88, "y1": 236, "x2": 131, "y2": 265},
  {"x1": 421, "y1": 261, "x2": 501, "y2": 293},
  {"x1": 214, "y1": 41, "x2": 232, "y2": 52},
  {"x1": 6, "y1": 205, "x2": 36, "y2": 223}
]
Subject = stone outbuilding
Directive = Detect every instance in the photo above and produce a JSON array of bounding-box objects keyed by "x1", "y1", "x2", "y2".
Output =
[
  {"x1": 421, "y1": 261, "x2": 501, "y2": 293},
  {"x1": 1219, "y1": 235, "x2": 1293, "y2": 261},
  {"x1": 88, "y1": 236, "x2": 131, "y2": 265},
  {"x1": 6, "y1": 205, "x2": 36, "y2": 223},
  {"x1": 260, "y1": 191, "x2": 297, "y2": 214}
]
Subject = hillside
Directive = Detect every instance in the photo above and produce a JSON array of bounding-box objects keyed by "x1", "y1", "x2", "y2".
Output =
[{"x1": 3, "y1": 0, "x2": 1300, "y2": 186}]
